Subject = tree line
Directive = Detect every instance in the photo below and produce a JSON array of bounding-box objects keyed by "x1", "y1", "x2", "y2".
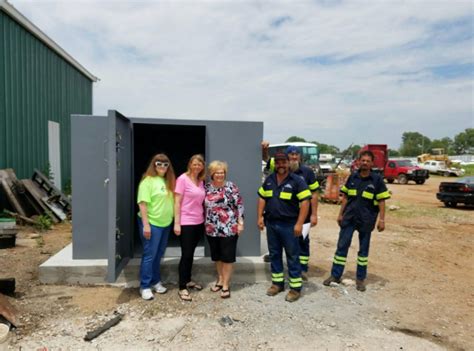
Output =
[{"x1": 286, "y1": 128, "x2": 474, "y2": 158}]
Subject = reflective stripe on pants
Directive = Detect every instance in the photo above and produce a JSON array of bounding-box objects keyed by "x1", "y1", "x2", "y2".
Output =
[
  {"x1": 331, "y1": 223, "x2": 372, "y2": 280},
  {"x1": 266, "y1": 220, "x2": 302, "y2": 291}
]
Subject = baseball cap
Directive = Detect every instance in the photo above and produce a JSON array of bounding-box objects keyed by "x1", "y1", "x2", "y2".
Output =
[
  {"x1": 286, "y1": 145, "x2": 301, "y2": 155},
  {"x1": 274, "y1": 152, "x2": 288, "y2": 160}
]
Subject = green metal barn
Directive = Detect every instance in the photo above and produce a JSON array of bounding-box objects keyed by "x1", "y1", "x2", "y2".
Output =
[{"x1": 0, "y1": 0, "x2": 97, "y2": 189}]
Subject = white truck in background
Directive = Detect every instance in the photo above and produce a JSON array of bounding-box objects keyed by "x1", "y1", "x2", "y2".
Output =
[{"x1": 421, "y1": 160, "x2": 465, "y2": 177}]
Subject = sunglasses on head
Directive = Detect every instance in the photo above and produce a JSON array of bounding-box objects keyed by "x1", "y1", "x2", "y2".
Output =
[{"x1": 155, "y1": 161, "x2": 170, "y2": 168}]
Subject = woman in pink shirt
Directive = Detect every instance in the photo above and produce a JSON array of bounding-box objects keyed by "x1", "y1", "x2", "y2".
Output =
[{"x1": 174, "y1": 154, "x2": 206, "y2": 301}]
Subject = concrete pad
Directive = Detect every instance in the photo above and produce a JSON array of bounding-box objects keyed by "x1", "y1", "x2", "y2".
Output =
[{"x1": 39, "y1": 243, "x2": 271, "y2": 287}]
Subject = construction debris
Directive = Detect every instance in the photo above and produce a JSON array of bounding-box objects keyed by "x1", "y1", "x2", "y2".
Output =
[
  {"x1": 218, "y1": 315, "x2": 234, "y2": 327},
  {"x1": 2, "y1": 211, "x2": 35, "y2": 226},
  {"x1": 0, "y1": 279, "x2": 15, "y2": 296},
  {"x1": 84, "y1": 312, "x2": 123, "y2": 341},
  {"x1": 0, "y1": 293, "x2": 17, "y2": 327},
  {"x1": 0, "y1": 218, "x2": 17, "y2": 249},
  {"x1": 0, "y1": 168, "x2": 71, "y2": 227}
]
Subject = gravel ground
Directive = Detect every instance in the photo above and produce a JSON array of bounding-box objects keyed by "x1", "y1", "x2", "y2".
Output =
[{"x1": 8, "y1": 279, "x2": 444, "y2": 350}]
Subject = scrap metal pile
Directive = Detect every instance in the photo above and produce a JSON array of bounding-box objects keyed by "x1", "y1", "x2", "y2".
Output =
[{"x1": 0, "y1": 168, "x2": 71, "y2": 226}]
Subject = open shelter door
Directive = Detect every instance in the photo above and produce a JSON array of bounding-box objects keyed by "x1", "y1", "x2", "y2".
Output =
[{"x1": 106, "y1": 110, "x2": 133, "y2": 282}]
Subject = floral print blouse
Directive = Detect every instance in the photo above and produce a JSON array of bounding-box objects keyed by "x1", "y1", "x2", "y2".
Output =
[{"x1": 204, "y1": 181, "x2": 244, "y2": 237}]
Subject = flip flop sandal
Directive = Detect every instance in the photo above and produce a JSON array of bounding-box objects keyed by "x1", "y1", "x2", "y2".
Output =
[
  {"x1": 178, "y1": 289, "x2": 192, "y2": 302},
  {"x1": 220, "y1": 288, "x2": 231, "y2": 299},
  {"x1": 186, "y1": 282, "x2": 203, "y2": 291},
  {"x1": 210, "y1": 284, "x2": 223, "y2": 292}
]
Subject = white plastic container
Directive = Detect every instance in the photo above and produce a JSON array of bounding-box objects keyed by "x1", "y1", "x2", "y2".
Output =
[{"x1": 0, "y1": 219, "x2": 16, "y2": 230}]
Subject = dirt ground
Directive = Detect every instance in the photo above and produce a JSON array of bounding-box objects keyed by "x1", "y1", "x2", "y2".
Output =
[{"x1": 0, "y1": 176, "x2": 472, "y2": 350}]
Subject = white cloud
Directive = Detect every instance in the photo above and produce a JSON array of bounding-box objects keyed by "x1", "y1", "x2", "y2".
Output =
[{"x1": 11, "y1": 0, "x2": 473, "y2": 150}]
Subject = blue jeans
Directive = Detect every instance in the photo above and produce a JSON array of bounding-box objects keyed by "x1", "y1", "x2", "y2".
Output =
[
  {"x1": 266, "y1": 220, "x2": 302, "y2": 291},
  {"x1": 138, "y1": 220, "x2": 171, "y2": 289},
  {"x1": 331, "y1": 223, "x2": 372, "y2": 280}
]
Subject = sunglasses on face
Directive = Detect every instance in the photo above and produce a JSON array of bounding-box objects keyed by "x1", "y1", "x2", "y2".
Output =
[{"x1": 155, "y1": 161, "x2": 170, "y2": 168}]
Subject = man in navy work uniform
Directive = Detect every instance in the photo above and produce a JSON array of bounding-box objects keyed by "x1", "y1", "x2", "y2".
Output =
[
  {"x1": 257, "y1": 152, "x2": 311, "y2": 302},
  {"x1": 323, "y1": 150, "x2": 390, "y2": 292},
  {"x1": 283, "y1": 146, "x2": 319, "y2": 280},
  {"x1": 261, "y1": 143, "x2": 320, "y2": 279}
]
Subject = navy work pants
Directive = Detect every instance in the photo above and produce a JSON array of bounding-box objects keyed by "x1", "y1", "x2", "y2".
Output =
[
  {"x1": 330, "y1": 223, "x2": 371, "y2": 280},
  {"x1": 299, "y1": 235, "x2": 310, "y2": 272},
  {"x1": 266, "y1": 220, "x2": 302, "y2": 291}
]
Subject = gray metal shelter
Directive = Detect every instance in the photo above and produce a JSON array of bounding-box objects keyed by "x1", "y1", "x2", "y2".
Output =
[{"x1": 71, "y1": 110, "x2": 263, "y2": 282}]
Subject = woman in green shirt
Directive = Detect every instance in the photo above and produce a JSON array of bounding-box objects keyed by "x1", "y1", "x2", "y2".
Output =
[{"x1": 137, "y1": 154, "x2": 176, "y2": 300}]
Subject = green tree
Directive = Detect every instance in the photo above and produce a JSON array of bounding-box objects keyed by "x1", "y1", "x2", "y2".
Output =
[
  {"x1": 286, "y1": 136, "x2": 306, "y2": 142},
  {"x1": 453, "y1": 128, "x2": 474, "y2": 154},
  {"x1": 341, "y1": 144, "x2": 361, "y2": 159},
  {"x1": 388, "y1": 149, "x2": 400, "y2": 157},
  {"x1": 310, "y1": 141, "x2": 340, "y2": 154},
  {"x1": 399, "y1": 132, "x2": 431, "y2": 156}
]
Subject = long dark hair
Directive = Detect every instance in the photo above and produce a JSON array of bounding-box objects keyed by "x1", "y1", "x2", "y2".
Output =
[{"x1": 141, "y1": 153, "x2": 176, "y2": 193}]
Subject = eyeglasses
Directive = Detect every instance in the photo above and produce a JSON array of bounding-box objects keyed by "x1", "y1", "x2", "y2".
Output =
[{"x1": 155, "y1": 161, "x2": 170, "y2": 168}]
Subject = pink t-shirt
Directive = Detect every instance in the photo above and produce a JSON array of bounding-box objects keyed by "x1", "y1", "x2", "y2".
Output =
[{"x1": 175, "y1": 173, "x2": 205, "y2": 225}]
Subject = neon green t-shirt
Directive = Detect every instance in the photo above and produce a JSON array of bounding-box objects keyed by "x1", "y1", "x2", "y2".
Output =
[{"x1": 137, "y1": 176, "x2": 174, "y2": 227}]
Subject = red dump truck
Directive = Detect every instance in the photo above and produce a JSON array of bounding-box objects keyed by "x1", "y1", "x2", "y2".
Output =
[
  {"x1": 352, "y1": 144, "x2": 388, "y2": 175},
  {"x1": 352, "y1": 144, "x2": 429, "y2": 184}
]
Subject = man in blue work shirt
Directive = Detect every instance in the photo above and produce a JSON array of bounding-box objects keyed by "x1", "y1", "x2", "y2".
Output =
[
  {"x1": 283, "y1": 146, "x2": 319, "y2": 280},
  {"x1": 261, "y1": 143, "x2": 320, "y2": 279},
  {"x1": 258, "y1": 152, "x2": 311, "y2": 302},
  {"x1": 323, "y1": 150, "x2": 390, "y2": 291}
]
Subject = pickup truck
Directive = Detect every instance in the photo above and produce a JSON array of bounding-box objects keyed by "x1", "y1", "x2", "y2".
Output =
[
  {"x1": 385, "y1": 159, "x2": 430, "y2": 184},
  {"x1": 421, "y1": 161, "x2": 465, "y2": 177}
]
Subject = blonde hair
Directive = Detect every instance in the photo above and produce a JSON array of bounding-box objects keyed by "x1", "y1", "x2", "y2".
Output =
[
  {"x1": 141, "y1": 153, "x2": 176, "y2": 193},
  {"x1": 186, "y1": 154, "x2": 206, "y2": 181},
  {"x1": 208, "y1": 160, "x2": 228, "y2": 181}
]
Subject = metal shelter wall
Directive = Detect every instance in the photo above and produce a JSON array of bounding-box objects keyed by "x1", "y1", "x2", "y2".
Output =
[
  {"x1": 71, "y1": 111, "x2": 263, "y2": 281},
  {"x1": 0, "y1": 10, "x2": 93, "y2": 187}
]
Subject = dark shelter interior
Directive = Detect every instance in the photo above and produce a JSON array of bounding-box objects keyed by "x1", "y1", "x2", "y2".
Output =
[{"x1": 132, "y1": 123, "x2": 206, "y2": 255}]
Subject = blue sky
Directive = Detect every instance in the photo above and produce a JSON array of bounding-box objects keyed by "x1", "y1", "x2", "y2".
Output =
[{"x1": 12, "y1": 0, "x2": 473, "y2": 150}]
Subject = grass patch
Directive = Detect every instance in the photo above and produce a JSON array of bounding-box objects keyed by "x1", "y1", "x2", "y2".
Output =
[
  {"x1": 461, "y1": 164, "x2": 474, "y2": 176},
  {"x1": 388, "y1": 201, "x2": 458, "y2": 221},
  {"x1": 35, "y1": 236, "x2": 45, "y2": 248},
  {"x1": 389, "y1": 201, "x2": 435, "y2": 218},
  {"x1": 35, "y1": 214, "x2": 53, "y2": 232}
]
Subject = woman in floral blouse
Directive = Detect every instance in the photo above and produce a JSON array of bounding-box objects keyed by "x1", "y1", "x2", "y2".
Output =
[{"x1": 204, "y1": 161, "x2": 244, "y2": 298}]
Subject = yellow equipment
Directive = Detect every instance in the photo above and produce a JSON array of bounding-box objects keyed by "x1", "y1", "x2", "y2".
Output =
[{"x1": 417, "y1": 148, "x2": 451, "y2": 166}]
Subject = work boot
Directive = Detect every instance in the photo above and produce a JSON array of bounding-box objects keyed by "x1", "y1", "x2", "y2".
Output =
[
  {"x1": 301, "y1": 271, "x2": 308, "y2": 281},
  {"x1": 356, "y1": 279, "x2": 366, "y2": 292},
  {"x1": 266, "y1": 284, "x2": 284, "y2": 296},
  {"x1": 263, "y1": 254, "x2": 271, "y2": 263},
  {"x1": 285, "y1": 290, "x2": 301, "y2": 302},
  {"x1": 323, "y1": 275, "x2": 341, "y2": 286}
]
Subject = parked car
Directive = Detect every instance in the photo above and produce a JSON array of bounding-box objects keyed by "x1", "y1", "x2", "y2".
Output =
[
  {"x1": 422, "y1": 160, "x2": 465, "y2": 177},
  {"x1": 385, "y1": 159, "x2": 429, "y2": 184},
  {"x1": 436, "y1": 176, "x2": 474, "y2": 207}
]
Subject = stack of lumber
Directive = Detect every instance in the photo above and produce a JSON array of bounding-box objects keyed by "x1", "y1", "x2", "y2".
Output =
[{"x1": 0, "y1": 168, "x2": 71, "y2": 224}]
